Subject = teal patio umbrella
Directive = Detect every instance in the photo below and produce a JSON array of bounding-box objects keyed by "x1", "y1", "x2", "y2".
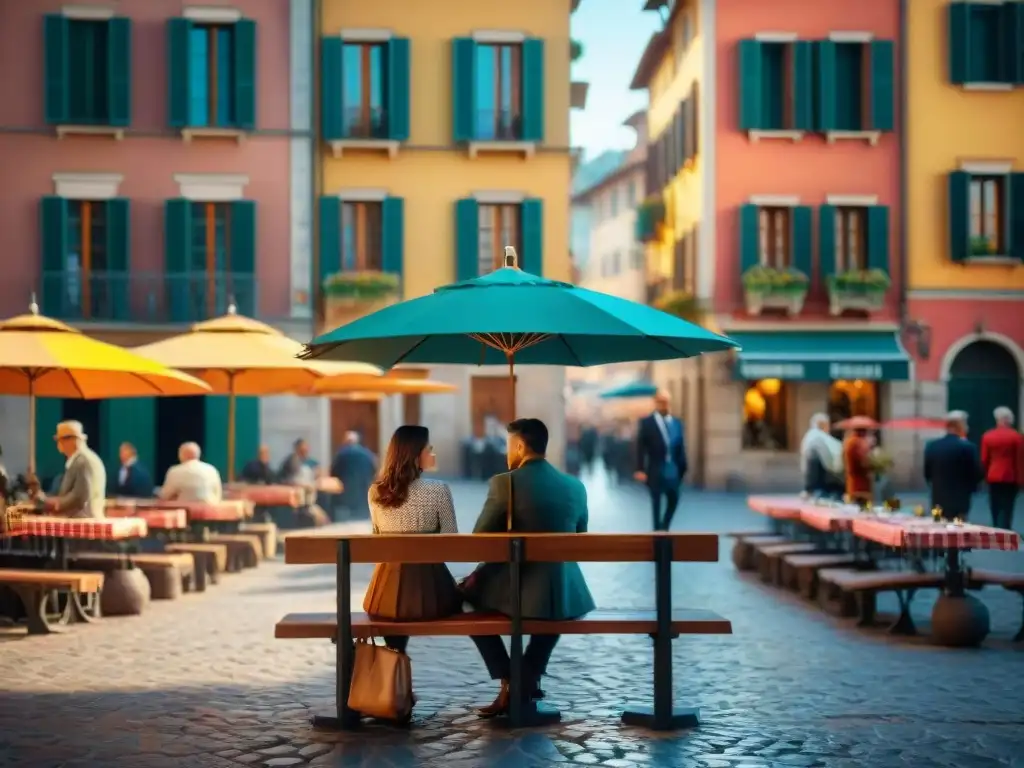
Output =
[
  {"x1": 599, "y1": 380, "x2": 659, "y2": 400},
  {"x1": 302, "y1": 248, "x2": 739, "y2": 414}
]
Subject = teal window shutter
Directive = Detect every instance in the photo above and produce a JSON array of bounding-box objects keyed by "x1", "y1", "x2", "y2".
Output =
[
  {"x1": 233, "y1": 397, "x2": 260, "y2": 478},
  {"x1": 318, "y1": 196, "x2": 341, "y2": 289},
  {"x1": 866, "y1": 205, "x2": 891, "y2": 274},
  {"x1": 520, "y1": 199, "x2": 543, "y2": 275},
  {"x1": 44, "y1": 15, "x2": 69, "y2": 125},
  {"x1": 1009, "y1": 173, "x2": 1024, "y2": 261},
  {"x1": 816, "y1": 41, "x2": 837, "y2": 131},
  {"x1": 321, "y1": 38, "x2": 344, "y2": 140},
  {"x1": 1002, "y1": 2, "x2": 1024, "y2": 84},
  {"x1": 105, "y1": 199, "x2": 130, "y2": 320},
  {"x1": 739, "y1": 204, "x2": 760, "y2": 274},
  {"x1": 99, "y1": 398, "x2": 155, "y2": 480},
  {"x1": 381, "y1": 197, "x2": 405, "y2": 283},
  {"x1": 451, "y1": 38, "x2": 476, "y2": 142},
  {"x1": 387, "y1": 38, "x2": 411, "y2": 141},
  {"x1": 230, "y1": 200, "x2": 256, "y2": 315},
  {"x1": 35, "y1": 398, "x2": 65, "y2": 482},
  {"x1": 818, "y1": 204, "x2": 837, "y2": 282},
  {"x1": 737, "y1": 40, "x2": 762, "y2": 130},
  {"x1": 948, "y1": 171, "x2": 971, "y2": 263},
  {"x1": 233, "y1": 19, "x2": 257, "y2": 130},
  {"x1": 164, "y1": 199, "x2": 192, "y2": 321},
  {"x1": 40, "y1": 197, "x2": 69, "y2": 316},
  {"x1": 167, "y1": 18, "x2": 191, "y2": 127},
  {"x1": 106, "y1": 18, "x2": 131, "y2": 126},
  {"x1": 203, "y1": 396, "x2": 230, "y2": 478},
  {"x1": 455, "y1": 198, "x2": 479, "y2": 280},
  {"x1": 948, "y1": 2, "x2": 970, "y2": 84},
  {"x1": 521, "y1": 38, "x2": 545, "y2": 142},
  {"x1": 792, "y1": 41, "x2": 814, "y2": 131},
  {"x1": 791, "y1": 206, "x2": 812, "y2": 276},
  {"x1": 869, "y1": 40, "x2": 895, "y2": 131}
]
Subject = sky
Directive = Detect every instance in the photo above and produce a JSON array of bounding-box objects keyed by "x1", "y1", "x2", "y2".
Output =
[{"x1": 570, "y1": 0, "x2": 660, "y2": 158}]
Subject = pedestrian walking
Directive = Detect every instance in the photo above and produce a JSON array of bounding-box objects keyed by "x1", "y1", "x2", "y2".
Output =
[{"x1": 980, "y1": 406, "x2": 1023, "y2": 530}]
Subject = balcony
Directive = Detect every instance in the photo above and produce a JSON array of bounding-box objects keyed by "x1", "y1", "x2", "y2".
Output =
[
  {"x1": 40, "y1": 271, "x2": 257, "y2": 325},
  {"x1": 343, "y1": 106, "x2": 388, "y2": 140}
]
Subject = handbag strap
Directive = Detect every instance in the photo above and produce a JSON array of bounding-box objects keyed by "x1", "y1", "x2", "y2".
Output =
[{"x1": 506, "y1": 472, "x2": 514, "y2": 532}]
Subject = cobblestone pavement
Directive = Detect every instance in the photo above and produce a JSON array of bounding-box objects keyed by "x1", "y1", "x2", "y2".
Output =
[{"x1": 2, "y1": 472, "x2": 1024, "y2": 768}]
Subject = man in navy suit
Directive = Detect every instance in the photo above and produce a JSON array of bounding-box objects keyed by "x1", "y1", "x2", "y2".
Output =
[
  {"x1": 111, "y1": 441, "x2": 154, "y2": 498},
  {"x1": 634, "y1": 390, "x2": 688, "y2": 530},
  {"x1": 924, "y1": 411, "x2": 984, "y2": 519}
]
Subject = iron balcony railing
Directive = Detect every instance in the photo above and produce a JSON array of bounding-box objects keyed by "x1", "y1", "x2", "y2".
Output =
[
  {"x1": 474, "y1": 109, "x2": 522, "y2": 141},
  {"x1": 342, "y1": 106, "x2": 388, "y2": 139},
  {"x1": 40, "y1": 270, "x2": 257, "y2": 324}
]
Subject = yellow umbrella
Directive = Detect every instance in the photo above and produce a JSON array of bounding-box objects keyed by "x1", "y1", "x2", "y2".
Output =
[
  {"x1": 0, "y1": 302, "x2": 211, "y2": 472},
  {"x1": 133, "y1": 305, "x2": 379, "y2": 480}
]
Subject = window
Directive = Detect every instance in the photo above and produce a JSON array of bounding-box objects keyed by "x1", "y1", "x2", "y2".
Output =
[
  {"x1": 341, "y1": 201, "x2": 384, "y2": 270},
  {"x1": 758, "y1": 207, "x2": 791, "y2": 268},
  {"x1": 819, "y1": 40, "x2": 894, "y2": 133},
  {"x1": 742, "y1": 379, "x2": 789, "y2": 450},
  {"x1": 44, "y1": 15, "x2": 130, "y2": 127},
  {"x1": 828, "y1": 380, "x2": 879, "y2": 441},
  {"x1": 478, "y1": 204, "x2": 521, "y2": 274},
  {"x1": 834, "y1": 207, "x2": 867, "y2": 271},
  {"x1": 342, "y1": 43, "x2": 387, "y2": 138},
  {"x1": 948, "y1": 2, "x2": 1018, "y2": 85},
  {"x1": 67, "y1": 21, "x2": 110, "y2": 123},
  {"x1": 627, "y1": 180, "x2": 637, "y2": 208},
  {"x1": 969, "y1": 175, "x2": 1005, "y2": 256},
  {"x1": 475, "y1": 43, "x2": 522, "y2": 140},
  {"x1": 760, "y1": 43, "x2": 789, "y2": 130},
  {"x1": 631, "y1": 245, "x2": 645, "y2": 270},
  {"x1": 188, "y1": 24, "x2": 237, "y2": 127},
  {"x1": 610, "y1": 188, "x2": 620, "y2": 217},
  {"x1": 737, "y1": 39, "x2": 813, "y2": 132},
  {"x1": 833, "y1": 43, "x2": 863, "y2": 131},
  {"x1": 63, "y1": 201, "x2": 109, "y2": 318}
]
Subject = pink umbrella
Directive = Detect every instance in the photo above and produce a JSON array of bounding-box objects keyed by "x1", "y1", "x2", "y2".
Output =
[
  {"x1": 834, "y1": 415, "x2": 880, "y2": 430},
  {"x1": 882, "y1": 417, "x2": 946, "y2": 431}
]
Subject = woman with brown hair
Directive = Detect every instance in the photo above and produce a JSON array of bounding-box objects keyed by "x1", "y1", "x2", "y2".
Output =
[{"x1": 364, "y1": 425, "x2": 462, "y2": 651}]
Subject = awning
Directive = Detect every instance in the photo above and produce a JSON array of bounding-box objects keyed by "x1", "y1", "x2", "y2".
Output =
[{"x1": 728, "y1": 330, "x2": 912, "y2": 381}]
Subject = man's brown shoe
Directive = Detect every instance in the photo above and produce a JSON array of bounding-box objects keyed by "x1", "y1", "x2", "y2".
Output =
[{"x1": 476, "y1": 680, "x2": 510, "y2": 718}]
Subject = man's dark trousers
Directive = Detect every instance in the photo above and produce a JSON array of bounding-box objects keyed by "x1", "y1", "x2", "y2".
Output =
[
  {"x1": 989, "y1": 483, "x2": 1019, "y2": 530},
  {"x1": 649, "y1": 465, "x2": 680, "y2": 531},
  {"x1": 472, "y1": 634, "x2": 559, "y2": 686}
]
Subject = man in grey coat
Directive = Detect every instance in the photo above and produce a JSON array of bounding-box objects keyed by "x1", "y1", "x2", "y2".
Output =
[
  {"x1": 466, "y1": 418, "x2": 595, "y2": 718},
  {"x1": 48, "y1": 421, "x2": 106, "y2": 518}
]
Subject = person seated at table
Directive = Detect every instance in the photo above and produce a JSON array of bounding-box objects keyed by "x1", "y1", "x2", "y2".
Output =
[
  {"x1": 240, "y1": 444, "x2": 276, "y2": 485},
  {"x1": 277, "y1": 438, "x2": 316, "y2": 487},
  {"x1": 331, "y1": 431, "x2": 378, "y2": 520},
  {"x1": 160, "y1": 442, "x2": 222, "y2": 503},
  {"x1": 44, "y1": 420, "x2": 107, "y2": 518},
  {"x1": 924, "y1": 410, "x2": 983, "y2": 520},
  {"x1": 800, "y1": 413, "x2": 844, "y2": 498},
  {"x1": 111, "y1": 441, "x2": 154, "y2": 498},
  {"x1": 842, "y1": 426, "x2": 874, "y2": 507}
]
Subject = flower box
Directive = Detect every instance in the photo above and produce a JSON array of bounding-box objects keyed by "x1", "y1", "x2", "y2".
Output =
[
  {"x1": 826, "y1": 269, "x2": 890, "y2": 316},
  {"x1": 741, "y1": 266, "x2": 809, "y2": 317},
  {"x1": 320, "y1": 271, "x2": 400, "y2": 332}
]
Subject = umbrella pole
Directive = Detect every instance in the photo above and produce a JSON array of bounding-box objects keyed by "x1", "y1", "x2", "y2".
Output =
[
  {"x1": 227, "y1": 378, "x2": 237, "y2": 483},
  {"x1": 507, "y1": 353, "x2": 516, "y2": 421},
  {"x1": 27, "y1": 379, "x2": 36, "y2": 475}
]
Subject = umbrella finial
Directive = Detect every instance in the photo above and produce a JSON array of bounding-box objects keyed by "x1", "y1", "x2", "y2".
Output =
[
  {"x1": 227, "y1": 300, "x2": 237, "y2": 316},
  {"x1": 29, "y1": 293, "x2": 39, "y2": 316},
  {"x1": 504, "y1": 246, "x2": 519, "y2": 269}
]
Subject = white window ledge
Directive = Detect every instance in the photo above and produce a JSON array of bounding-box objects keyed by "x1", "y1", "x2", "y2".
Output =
[
  {"x1": 962, "y1": 82, "x2": 1014, "y2": 92},
  {"x1": 825, "y1": 130, "x2": 881, "y2": 146},
  {"x1": 473, "y1": 190, "x2": 525, "y2": 204},
  {"x1": 53, "y1": 173, "x2": 123, "y2": 200},
  {"x1": 467, "y1": 141, "x2": 536, "y2": 159},
  {"x1": 184, "y1": 6, "x2": 242, "y2": 24},
  {"x1": 753, "y1": 32, "x2": 798, "y2": 43},
  {"x1": 962, "y1": 256, "x2": 1019, "y2": 266},
  {"x1": 747, "y1": 130, "x2": 804, "y2": 144},
  {"x1": 472, "y1": 30, "x2": 526, "y2": 44},
  {"x1": 180, "y1": 127, "x2": 247, "y2": 144},
  {"x1": 174, "y1": 173, "x2": 249, "y2": 202},
  {"x1": 748, "y1": 195, "x2": 800, "y2": 207},
  {"x1": 826, "y1": 194, "x2": 879, "y2": 206},
  {"x1": 62, "y1": 4, "x2": 115, "y2": 20},
  {"x1": 340, "y1": 28, "x2": 392, "y2": 42},
  {"x1": 960, "y1": 160, "x2": 1013, "y2": 174},
  {"x1": 327, "y1": 139, "x2": 399, "y2": 160},
  {"x1": 828, "y1": 31, "x2": 873, "y2": 43},
  {"x1": 336, "y1": 188, "x2": 388, "y2": 202},
  {"x1": 55, "y1": 124, "x2": 125, "y2": 141}
]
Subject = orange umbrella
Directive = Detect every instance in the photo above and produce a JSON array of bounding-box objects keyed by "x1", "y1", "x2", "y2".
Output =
[{"x1": 307, "y1": 372, "x2": 457, "y2": 396}]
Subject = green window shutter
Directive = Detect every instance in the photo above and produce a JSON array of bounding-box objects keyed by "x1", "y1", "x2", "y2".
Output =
[
  {"x1": 790, "y1": 206, "x2": 812, "y2": 276},
  {"x1": 44, "y1": 15, "x2": 69, "y2": 125},
  {"x1": 948, "y1": 2, "x2": 970, "y2": 84},
  {"x1": 321, "y1": 38, "x2": 344, "y2": 140},
  {"x1": 107, "y1": 17, "x2": 131, "y2": 126},
  {"x1": 866, "y1": 205, "x2": 891, "y2": 274},
  {"x1": 34, "y1": 397, "x2": 65, "y2": 482},
  {"x1": 105, "y1": 199, "x2": 130, "y2": 320},
  {"x1": 387, "y1": 38, "x2": 411, "y2": 141},
  {"x1": 792, "y1": 41, "x2": 814, "y2": 131},
  {"x1": 233, "y1": 397, "x2": 260, "y2": 478},
  {"x1": 233, "y1": 19, "x2": 257, "y2": 130},
  {"x1": 164, "y1": 198, "x2": 191, "y2": 321},
  {"x1": 1009, "y1": 173, "x2": 1024, "y2": 261},
  {"x1": 869, "y1": 40, "x2": 895, "y2": 131},
  {"x1": 455, "y1": 198, "x2": 479, "y2": 280},
  {"x1": 739, "y1": 203, "x2": 759, "y2": 274},
  {"x1": 1002, "y1": 2, "x2": 1024, "y2": 84},
  {"x1": 318, "y1": 196, "x2": 341, "y2": 288},
  {"x1": 381, "y1": 197, "x2": 405, "y2": 283},
  {"x1": 451, "y1": 38, "x2": 476, "y2": 142},
  {"x1": 737, "y1": 40, "x2": 762, "y2": 130},
  {"x1": 520, "y1": 199, "x2": 543, "y2": 275},
  {"x1": 40, "y1": 196, "x2": 69, "y2": 316},
  {"x1": 521, "y1": 38, "x2": 545, "y2": 142},
  {"x1": 818, "y1": 204, "x2": 837, "y2": 281},
  {"x1": 203, "y1": 396, "x2": 229, "y2": 479},
  {"x1": 167, "y1": 18, "x2": 191, "y2": 127},
  {"x1": 948, "y1": 171, "x2": 971, "y2": 263},
  {"x1": 816, "y1": 40, "x2": 837, "y2": 131},
  {"x1": 230, "y1": 200, "x2": 256, "y2": 315},
  {"x1": 100, "y1": 398, "x2": 155, "y2": 480}
]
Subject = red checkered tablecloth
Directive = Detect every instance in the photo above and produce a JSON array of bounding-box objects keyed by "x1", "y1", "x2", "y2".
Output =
[
  {"x1": 7, "y1": 514, "x2": 148, "y2": 540},
  {"x1": 747, "y1": 495, "x2": 805, "y2": 520},
  {"x1": 851, "y1": 516, "x2": 1021, "y2": 551},
  {"x1": 105, "y1": 506, "x2": 187, "y2": 530},
  {"x1": 799, "y1": 505, "x2": 869, "y2": 533},
  {"x1": 225, "y1": 484, "x2": 303, "y2": 507}
]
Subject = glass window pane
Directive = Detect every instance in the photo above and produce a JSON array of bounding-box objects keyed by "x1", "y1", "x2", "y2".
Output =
[
  {"x1": 499, "y1": 45, "x2": 513, "y2": 121},
  {"x1": 342, "y1": 203, "x2": 356, "y2": 271},
  {"x1": 969, "y1": 180, "x2": 981, "y2": 237},
  {"x1": 475, "y1": 45, "x2": 497, "y2": 139},
  {"x1": 478, "y1": 205, "x2": 495, "y2": 274},
  {"x1": 89, "y1": 202, "x2": 107, "y2": 272},
  {"x1": 758, "y1": 209, "x2": 768, "y2": 264},
  {"x1": 343, "y1": 44, "x2": 363, "y2": 134},
  {"x1": 369, "y1": 45, "x2": 385, "y2": 134},
  {"x1": 191, "y1": 203, "x2": 208, "y2": 271},
  {"x1": 214, "y1": 204, "x2": 229, "y2": 271},
  {"x1": 189, "y1": 27, "x2": 210, "y2": 126},
  {"x1": 67, "y1": 22, "x2": 91, "y2": 122},
  {"x1": 215, "y1": 27, "x2": 235, "y2": 127}
]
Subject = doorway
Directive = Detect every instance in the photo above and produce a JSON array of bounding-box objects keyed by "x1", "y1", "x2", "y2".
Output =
[
  {"x1": 155, "y1": 396, "x2": 206, "y2": 482},
  {"x1": 470, "y1": 376, "x2": 516, "y2": 438},
  {"x1": 403, "y1": 394, "x2": 422, "y2": 426},
  {"x1": 946, "y1": 340, "x2": 1021, "y2": 444},
  {"x1": 330, "y1": 400, "x2": 380, "y2": 455}
]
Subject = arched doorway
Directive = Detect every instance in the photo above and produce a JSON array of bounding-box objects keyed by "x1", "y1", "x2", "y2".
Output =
[{"x1": 946, "y1": 340, "x2": 1021, "y2": 444}]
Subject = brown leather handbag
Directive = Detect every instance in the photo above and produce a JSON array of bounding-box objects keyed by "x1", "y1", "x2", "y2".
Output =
[{"x1": 347, "y1": 638, "x2": 413, "y2": 721}]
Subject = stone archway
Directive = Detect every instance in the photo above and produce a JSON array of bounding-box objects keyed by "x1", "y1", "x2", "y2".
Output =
[{"x1": 946, "y1": 340, "x2": 1021, "y2": 444}]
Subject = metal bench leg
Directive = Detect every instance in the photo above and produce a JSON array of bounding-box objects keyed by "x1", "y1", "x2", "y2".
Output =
[
  {"x1": 888, "y1": 589, "x2": 918, "y2": 636},
  {"x1": 855, "y1": 591, "x2": 877, "y2": 627},
  {"x1": 12, "y1": 586, "x2": 59, "y2": 636},
  {"x1": 313, "y1": 540, "x2": 360, "y2": 730},
  {"x1": 1013, "y1": 590, "x2": 1024, "y2": 643},
  {"x1": 69, "y1": 589, "x2": 100, "y2": 623}
]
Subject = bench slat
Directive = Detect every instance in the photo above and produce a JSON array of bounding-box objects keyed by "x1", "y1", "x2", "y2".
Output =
[
  {"x1": 275, "y1": 609, "x2": 733, "y2": 639},
  {"x1": 0, "y1": 568, "x2": 104, "y2": 592},
  {"x1": 71, "y1": 552, "x2": 192, "y2": 569},
  {"x1": 969, "y1": 568, "x2": 1024, "y2": 589},
  {"x1": 756, "y1": 542, "x2": 818, "y2": 556},
  {"x1": 818, "y1": 568, "x2": 942, "y2": 591},
  {"x1": 782, "y1": 553, "x2": 860, "y2": 568}
]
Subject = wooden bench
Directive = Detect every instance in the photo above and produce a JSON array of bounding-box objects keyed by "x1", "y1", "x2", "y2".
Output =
[
  {"x1": 728, "y1": 532, "x2": 789, "y2": 571},
  {"x1": 817, "y1": 568, "x2": 943, "y2": 635},
  {"x1": 968, "y1": 568, "x2": 1024, "y2": 641},
  {"x1": 239, "y1": 522, "x2": 278, "y2": 558},
  {"x1": 0, "y1": 569, "x2": 104, "y2": 635},
  {"x1": 207, "y1": 534, "x2": 261, "y2": 571},
  {"x1": 780, "y1": 553, "x2": 861, "y2": 598},
  {"x1": 277, "y1": 532, "x2": 731, "y2": 731},
  {"x1": 754, "y1": 542, "x2": 819, "y2": 585},
  {"x1": 164, "y1": 543, "x2": 228, "y2": 590},
  {"x1": 70, "y1": 552, "x2": 195, "y2": 600}
]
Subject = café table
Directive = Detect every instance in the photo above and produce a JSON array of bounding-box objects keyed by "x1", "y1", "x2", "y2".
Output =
[
  {"x1": 747, "y1": 495, "x2": 807, "y2": 536},
  {"x1": 225, "y1": 484, "x2": 303, "y2": 507},
  {"x1": 132, "y1": 499, "x2": 251, "y2": 537}
]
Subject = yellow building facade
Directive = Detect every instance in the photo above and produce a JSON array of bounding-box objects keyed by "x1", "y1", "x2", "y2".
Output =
[{"x1": 317, "y1": 0, "x2": 578, "y2": 470}]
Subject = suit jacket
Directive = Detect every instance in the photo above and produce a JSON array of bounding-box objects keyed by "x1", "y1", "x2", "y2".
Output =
[
  {"x1": 470, "y1": 458, "x2": 596, "y2": 620},
  {"x1": 160, "y1": 460, "x2": 223, "y2": 503},
  {"x1": 980, "y1": 425, "x2": 1024, "y2": 485},
  {"x1": 56, "y1": 446, "x2": 107, "y2": 518},
  {"x1": 924, "y1": 434, "x2": 984, "y2": 517},
  {"x1": 636, "y1": 413, "x2": 687, "y2": 486},
  {"x1": 111, "y1": 460, "x2": 154, "y2": 498},
  {"x1": 330, "y1": 445, "x2": 377, "y2": 515}
]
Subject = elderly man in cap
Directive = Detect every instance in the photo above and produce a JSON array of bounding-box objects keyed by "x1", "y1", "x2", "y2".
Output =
[
  {"x1": 981, "y1": 406, "x2": 1023, "y2": 529},
  {"x1": 48, "y1": 420, "x2": 107, "y2": 518},
  {"x1": 924, "y1": 410, "x2": 984, "y2": 520},
  {"x1": 160, "y1": 442, "x2": 222, "y2": 503}
]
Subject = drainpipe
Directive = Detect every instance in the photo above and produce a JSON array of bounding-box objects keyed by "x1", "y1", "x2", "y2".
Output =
[{"x1": 898, "y1": 0, "x2": 908, "y2": 325}]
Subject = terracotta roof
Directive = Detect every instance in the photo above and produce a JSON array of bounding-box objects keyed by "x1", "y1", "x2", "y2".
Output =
[
  {"x1": 571, "y1": 157, "x2": 645, "y2": 204},
  {"x1": 629, "y1": 28, "x2": 670, "y2": 90}
]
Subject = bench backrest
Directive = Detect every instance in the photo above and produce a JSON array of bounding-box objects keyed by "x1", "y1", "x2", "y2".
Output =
[{"x1": 285, "y1": 532, "x2": 719, "y2": 565}]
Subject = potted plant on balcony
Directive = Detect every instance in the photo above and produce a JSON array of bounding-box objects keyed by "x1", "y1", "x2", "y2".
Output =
[
  {"x1": 742, "y1": 265, "x2": 809, "y2": 316},
  {"x1": 635, "y1": 196, "x2": 666, "y2": 243},
  {"x1": 321, "y1": 270, "x2": 400, "y2": 331},
  {"x1": 654, "y1": 290, "x2": 702, "y2": 324},
  {"x1": 826, "y1": 268, "x2": 890, "y2": 316},
  {"x1": 969, "y1": 235, "x2": 999, "y2": 257}
]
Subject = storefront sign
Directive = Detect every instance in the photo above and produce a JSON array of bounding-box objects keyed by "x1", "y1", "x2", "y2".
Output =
[
  {"x1": 738, "y1": 363, "x2": 805, "y2": 380},
  {"x1": 737, "y1": 359, "x2": 908, "y2": 382},
  {"x1": 828, "y1": 363, "x2": 884, "y2": 380}
]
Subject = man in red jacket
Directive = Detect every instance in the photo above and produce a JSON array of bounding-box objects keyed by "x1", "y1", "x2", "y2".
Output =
[{"x1": 981, "y1": 406, "x2": 1023, "y2": 530}]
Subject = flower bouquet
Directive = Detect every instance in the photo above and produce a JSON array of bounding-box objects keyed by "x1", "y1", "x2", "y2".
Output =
[{"x1": 867, "y1": 447, "x2": 893, "y2": 475}]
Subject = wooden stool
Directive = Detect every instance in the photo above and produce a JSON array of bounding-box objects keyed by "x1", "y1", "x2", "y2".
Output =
[
  {"x1": 207, "y1": 535, "x2": 261, "y2": 571},
  {"x1": 165, "y1": 543, "x2": 228, "y2": 589},
  {"x1": 239, "y1": 522, "x2": 278, "y2": 558}
]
